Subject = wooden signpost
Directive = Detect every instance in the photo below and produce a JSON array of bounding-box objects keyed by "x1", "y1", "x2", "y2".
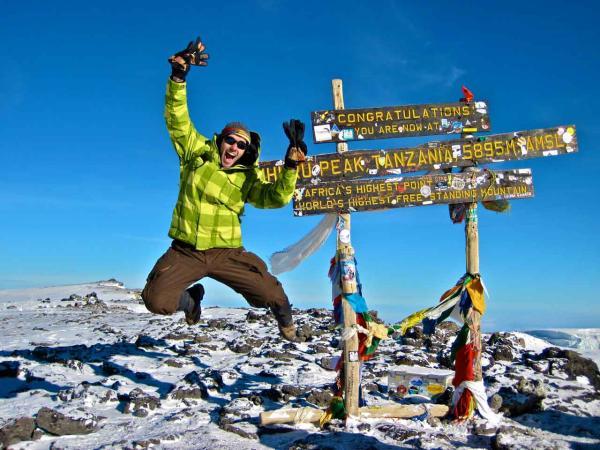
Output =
[
  {"x1": 292, "y1": 169, "x2": 534, "y2": 216},
  {"x1": 331, "y1": 79, "x2": 361, "y2": 417},
  {"x1": 258, "y1": 81, "x2": 577, "y2": 426},
  {"x1": 260, "y1": 125, "x2": 577, "y2": 184},
  {"x1": 311, "y1": 101, "x2": 491, "y2": 142}
]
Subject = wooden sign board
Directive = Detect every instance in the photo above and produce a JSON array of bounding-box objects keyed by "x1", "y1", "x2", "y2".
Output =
[
  {"x1": 311, "y1": 101, "x2": 490, "y2": 143},
  {"x1": 292, "y1": 169, "x2": 534, "y2": 216},
  {"x1": 260, "y1": 126, "x2": 576, "y2": 185}
]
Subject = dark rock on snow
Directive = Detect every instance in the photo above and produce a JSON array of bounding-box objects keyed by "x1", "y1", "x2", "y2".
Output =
[
  {"x1": 35, "y1": 407, "x2": 98, "y2": 436},
  {"x1": 0, "y1": 360, "x2": 20, "y2": 378},
  {"x1": 0, "y1": 417, "x2": 36, "y2": 447}
]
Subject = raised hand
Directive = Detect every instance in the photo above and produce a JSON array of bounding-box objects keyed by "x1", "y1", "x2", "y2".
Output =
[
  {"x1": 282, "y1": 119, "x2": 308, "y2": 169},
  {"x1": 168, "y1": 37, "x2": 209, "y2": 82}
]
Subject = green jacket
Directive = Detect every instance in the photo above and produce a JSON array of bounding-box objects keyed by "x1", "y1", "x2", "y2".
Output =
[{"x1": 164, "y1": 79, "x2": 297, "y2": 250}]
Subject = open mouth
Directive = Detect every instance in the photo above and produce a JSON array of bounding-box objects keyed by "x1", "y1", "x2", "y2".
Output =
[{"x1": 223, "y1": 150, "x2": 238, "y2": 165}]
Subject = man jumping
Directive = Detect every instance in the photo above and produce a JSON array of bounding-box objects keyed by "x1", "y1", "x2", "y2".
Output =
[{"x1": 142, "y1": 37, "x2": 307, "y2": 342}]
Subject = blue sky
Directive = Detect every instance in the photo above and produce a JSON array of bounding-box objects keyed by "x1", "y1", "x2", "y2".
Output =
[{"x1": 1, "y1": 0, "x2": 598, "y2": 330}]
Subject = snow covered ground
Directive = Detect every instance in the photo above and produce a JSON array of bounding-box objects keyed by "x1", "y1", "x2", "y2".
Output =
[
  {"x1": 0, "y1": 282, "x2": 599, "y2": 449},
  {"x1": 524, "y1": 329, "x2": 600, "y2": 367}
]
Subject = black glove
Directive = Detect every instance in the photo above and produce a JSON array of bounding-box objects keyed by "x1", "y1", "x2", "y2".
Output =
[
  {"x1": 282, "y1": 119, "x2": 308, "y2": 169},
  {"x1": 168, "y1": 37, "x2": 209, "y2": 82}
]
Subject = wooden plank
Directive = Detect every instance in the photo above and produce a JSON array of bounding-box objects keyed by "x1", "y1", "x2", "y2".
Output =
[
  {"x1": 259, "y1": 125, "x2": 577, "y2": 184},
  {"x1": 292, "y1": 169, "x2": 534, "y2": 216},
  {"x1": 259, "y1": 404, "x2": 449, "y2": 426},
  {"x1": 311, "y1": 101, "x2": 491, "y2": 143}
]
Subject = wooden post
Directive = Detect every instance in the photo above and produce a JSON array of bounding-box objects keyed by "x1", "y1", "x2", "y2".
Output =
[
  {"x1": 465, "y1": 198, "x2": 483, "y2": 381},
  {"x1": 332, "y1": 79, "x2": 360, "y2": 417}
]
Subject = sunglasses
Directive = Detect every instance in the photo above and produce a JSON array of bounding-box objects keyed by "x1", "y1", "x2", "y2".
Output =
[{"x1": 224, "y1": 135, "x2": 249, "y2": 150}]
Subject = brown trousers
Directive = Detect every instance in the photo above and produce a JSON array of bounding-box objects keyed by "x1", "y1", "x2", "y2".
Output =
[{"x1": 141, "y1": 240, "x2": 292, "y2": 325}]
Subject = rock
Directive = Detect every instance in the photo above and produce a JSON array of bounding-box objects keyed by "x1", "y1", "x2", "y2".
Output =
[
  {"x1": 357, "y1": 422, "x2": 371, "y2": 432},
  {"x1": 491, "y1": 426, "x2": 540, "y2": 450},
  {"x1": 401, "y1": 337, "x2": 422, "y2": 347},
  {"x1": 393, "y1": 353, "x2": 430, "y2": 367},
  {"x1": 134, "y1": 335, "x2": 166, "y2": 348},
  {"x1": 100, "y1": 390, "x2": 118, "y2": 404},
  {"x1": 0, "y1": 417, "x2": 36, "y2": 447},
  {"x1": 404, "y1": 326, "x2": 424, "y2": 340},
  {"x1": 65, "y1": 359, "x2": 84, "y2": 371},
  {"x1": 262, "y1": 349, "x2": 293, "y2": 361},
  {"x1": 177, "y1": 344, "x2": 201, "y2": 357},
  {"x1": 437, "y1": 321, "x2": 460, "y2": 333},
  {"x1": 228, "y1": 341, "x2": 253, "y2": 354},
  {"x1": 101, "y1": 360, "x2": 122, "y2": 376},
  {"x1": 291, "y1": 431, "x2": 388, "y2": 449},
  {"x1": 32, "y1": 345, "x2": 86, "y2": 363},
  {"x1": 206, "y1": 319, "x2": 228, "y2": 329},
  {"x1": 162, "y1": 332, "x2": 195, "y2": 340},
  {"x1": 307, "y1": 308, "x2": 330, "y2": 318},
  {"x1": 193, "y1": 334, "x2": 212, "y2": 344},
  {"x1": 24, "y1": 369, "x2": 46, "y2": 383},
  {"x1": 471, "y1": 421, "x2": 498, "y2": 436},
  {"x1": 281, "y1": 385, "x2": 308, "y2": 397},
  {"x1": 131, "y1": 438, "x2": 161, "y2": 448},
  {"x1": 538, "y1": 347, "x2": 600, "y2": 390},
  {"x1": 306, "y1": 388, "x2": 333, "y2": 407},
  {"x1": 238, "y1": 391, "x2": 263, "y2": 405},
  {"x1": 219, "y1": 423, "x2": 257, "y2": 440},
  {"x1": 437, "y1": 349, "x2": 454, "y2": 369},
  {"x1": 119, "y1": 388, "x2": 160, "y2": 417},
  {"x1": 497, "y1": 386, "x2": 544, "y2": 417},
  {"x1": 163, "y1": 358, "x2": 183, "y2": 368},
  {"x1": 489, "y1": 393, "x2": 503, "y2": 412},
  {"x1": 246, "y1": 310, "x2": 263, "y2": 322},
  {"x1": 178, "y1": 371, "x2": 211, "y2": 392},
  {"x1": 260, "y1": 387, "x2": 283, "y2": 402},
  {"x1": 296, "y1": 324, "x2": 314, "y2": 342},
  {"x1": 487, "y1": 332, "x2": 503, "y2": 346},
  {"x1": 168, "y1": 385, "x2": 208, "y2": 400},
  {"x1": 57, "y1": 384, "x2": 89, "y2": 402},
  {"x1": 424, "y1": 337, "x2": 443, "y2": 354},
  {"x1": 376, "y1": 423, "x2": 421, "y2": 442},
  {"x1": 0, "y1": 361, "x2": 20, "y2": 377},
  {"x1": 427, "y1": 416, "x2": 442, "y2": 427},
  {"x1": 258, "y1": 369, "x2": 279, "y2": 378},
  {"x1": 221, "y1": 397, "x2": 255, "y2": 420},
  {"x1": 493, "y1": 345, "x2": 515, "y2": 362},
  {"x1": 516, "y1": 377, "x2": 546, "y2": 398},
  {"x1": 35, "y1": 407, "x2": 98, "y2": 436},
  {"x1": 363, "y1": 382, "x2": 379, "y2": 393},
  {"x1": 309, "y1": 344, "x2": 330, "y2": 354},
  {"x1": 563, "y1": 350, "x2": 600, "y2": 390},
  {"x1": 207, "y1": 371, "x2": 226, "y2": 390},
  {"x1": 228, "y1": 337, "x2": 264, "y2": 354}
]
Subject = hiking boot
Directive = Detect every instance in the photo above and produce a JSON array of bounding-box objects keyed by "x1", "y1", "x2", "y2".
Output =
[
  {"x1": 184, "y1": 284, "x2": 204, "y2": 325},
  {"x1": 278, "y1": 323, "x2": 299, "y2": 342}
]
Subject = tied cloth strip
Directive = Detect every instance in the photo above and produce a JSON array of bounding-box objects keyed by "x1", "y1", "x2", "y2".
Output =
[
  {"x1": 270, "y1": 213, "x2": 337, "y2": 274},
  {"x1": 323, "y1": 256, "x2": 394, "y2": 424},
  {"x1": 394, "y1": 273, "x2": 490, "y2": 421},
  {"x1": 452, "y1": 381, "x2": 501, "y2": 425}
]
